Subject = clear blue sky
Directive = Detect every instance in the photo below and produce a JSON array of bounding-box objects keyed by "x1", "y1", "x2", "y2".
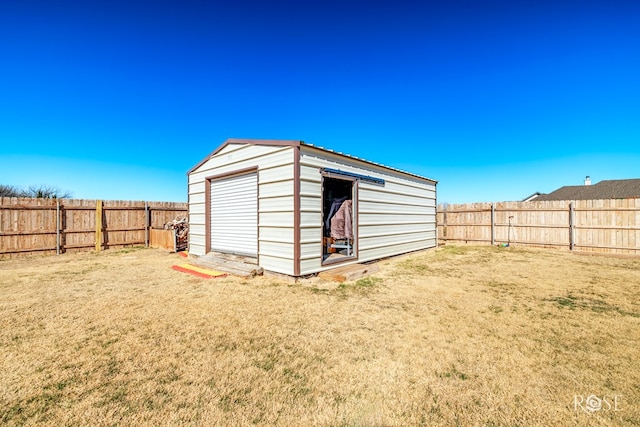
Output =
[{"x1": 1, "y1": 0, "x2": 639, "y2": 204}]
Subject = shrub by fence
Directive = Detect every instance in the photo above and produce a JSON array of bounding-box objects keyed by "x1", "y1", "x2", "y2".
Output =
[
  {"x1": 437, "y1": 199, "x2": 640, "y2": 255},
  {"x1": 0, "y1": 198, "x2": 187, "y2": 258}
]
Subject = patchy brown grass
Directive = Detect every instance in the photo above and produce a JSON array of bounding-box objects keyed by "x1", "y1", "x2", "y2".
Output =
[{"x1": 1, "y1": 245, "x2": 638, "y2": 426}]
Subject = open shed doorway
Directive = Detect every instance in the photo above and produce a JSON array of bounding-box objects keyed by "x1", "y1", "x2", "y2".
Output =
[{"x1": 322, "y1": 175, "x2": 356, "y2": 264}]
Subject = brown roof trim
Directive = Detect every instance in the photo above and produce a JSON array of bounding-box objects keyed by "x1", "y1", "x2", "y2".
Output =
[
  {"x1": 188, "y1": 138, "x2": 437, "y2": 184},
  {"x1": 187, "y1": 138, "x2": 303, "y2": 175},
  {"x1": 299, "y1": 142, "x2": 438, "y2": 184},
  {"x1": 225, "y1": 138, "x2": 302, "y2": 146}
]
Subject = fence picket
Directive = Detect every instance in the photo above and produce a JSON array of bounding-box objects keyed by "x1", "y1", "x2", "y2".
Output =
[
  {"x1": 0, "y1": 197, "x2": 187, "y2": 258},
  {"x1": 437, "y1": 199, "x2": 639, "y2": 255}
]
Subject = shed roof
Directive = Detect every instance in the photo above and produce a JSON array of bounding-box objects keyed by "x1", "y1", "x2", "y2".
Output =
[
  {"x1": 189, "y1": 138, "x2": 438, "y2": 184},
  {"x1": 533, "y1": 179, "x2": 640, "y2": 201}
]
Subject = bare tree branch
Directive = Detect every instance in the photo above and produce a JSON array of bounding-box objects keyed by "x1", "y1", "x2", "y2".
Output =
[
  {"x1": 0, "y1": 185, "x2": 27, "y2": 197},
  {"x1": 26, "y1": 185, "x2": 73, "y2": 199},
  {"x1": 0, "y1": 184, "x2": 73, "y2": 199}
]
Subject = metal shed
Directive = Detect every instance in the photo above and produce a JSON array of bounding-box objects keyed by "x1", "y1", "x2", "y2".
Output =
[{"x1": 187, "y1": 139, "x2": 437, "y2": 276}]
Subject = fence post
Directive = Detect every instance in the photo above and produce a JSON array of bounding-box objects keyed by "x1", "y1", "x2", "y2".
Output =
[
  {"x1": 172, "y1": 228, "x2": 177, "y2": 253},
  {"x1": 490, "y1": 203, "x2": 495, "y2": 246},
  {"x1": 443, "y1": 204, "x2": 448, "y2": 241},
  {"x1": 95, "y1": 200, "x2": 103, "y2": 251},
  {"x1": 56, "y1": 200, "x2": 60, "y2": 255},
  {"x1": 145, "y1": 202, "x2": 149, "y2": 248},
  {"x1": 569, "y1": 202, "x2": 575, "y2": 250}
]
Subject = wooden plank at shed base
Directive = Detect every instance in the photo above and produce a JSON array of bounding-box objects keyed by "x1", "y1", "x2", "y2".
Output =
[
  {"x1": 190, "y1": 252, "x2": 263, "y2": 278},
  {"x1": 318, "y1": 263, "x2": 380, "y2": 283}
]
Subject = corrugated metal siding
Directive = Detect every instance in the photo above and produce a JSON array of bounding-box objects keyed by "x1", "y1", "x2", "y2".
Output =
[
  {"x1": 299, "y1": 146, "x2": 436, "y2": 275},
  {"x1": 188, "y1": 181, "x2": 207, "y2": 255},
  {"x1": 258, "y1": 179, "x2": 296, "y2": 275},
  {"x1": 259, "y1": 254, "x2": 294, "y2": 273},
  {"x1": 188, "y1": 144, "x2": 296, "y2": 275},
  {"x1": 210, "y1": 173, "x2": 258, "y2": 256}
]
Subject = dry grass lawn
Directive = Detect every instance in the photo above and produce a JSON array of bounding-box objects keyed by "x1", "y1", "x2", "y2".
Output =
[{"x1": 1, "y1": 245, "x2": 638, "y2": 426}]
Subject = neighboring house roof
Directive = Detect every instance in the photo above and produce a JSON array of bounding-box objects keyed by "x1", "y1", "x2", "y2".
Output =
[
  {"x1": 532, "y1": 179, "x2": 640, "y2": 201},
  {"x1": 189, "y1": 138, "x2": 438, "y2": 184},
  {"x1": 521, "y1": 192, "x2": 542, "y2": 202}
]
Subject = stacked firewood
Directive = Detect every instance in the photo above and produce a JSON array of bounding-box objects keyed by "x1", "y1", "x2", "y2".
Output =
[{"x1": 164, "y1": 216, "x2": 188, "y2": 250}]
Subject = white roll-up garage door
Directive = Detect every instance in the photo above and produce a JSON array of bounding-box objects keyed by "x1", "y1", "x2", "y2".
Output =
[{"x1": 210, "y1": 172, "x2": 258, "y2": 257}]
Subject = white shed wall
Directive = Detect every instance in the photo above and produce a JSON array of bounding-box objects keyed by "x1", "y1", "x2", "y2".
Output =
[
  {"x1": 299, "y1": 146, "x2": 436, "y2": 275},
  {"x1": 188, "y1": 144, "x2": 296, "y2": 275}
]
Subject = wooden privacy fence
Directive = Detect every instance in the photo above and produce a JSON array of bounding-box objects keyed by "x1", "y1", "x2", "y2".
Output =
[
  {"x1": 0, "y1": 198, "x2": 188, "y2": 258},
  {"x1": 438, "y1": 199, "x2": 640, "y2": 255}
]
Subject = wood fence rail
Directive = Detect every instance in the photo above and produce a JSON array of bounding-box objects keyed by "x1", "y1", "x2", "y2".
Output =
[
  {"x1": 0, "y1": 197, "x2": 187, "y2": 258},
  {"x1": 437, "y1": 199, "x2": 640, "y2": 255}
]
